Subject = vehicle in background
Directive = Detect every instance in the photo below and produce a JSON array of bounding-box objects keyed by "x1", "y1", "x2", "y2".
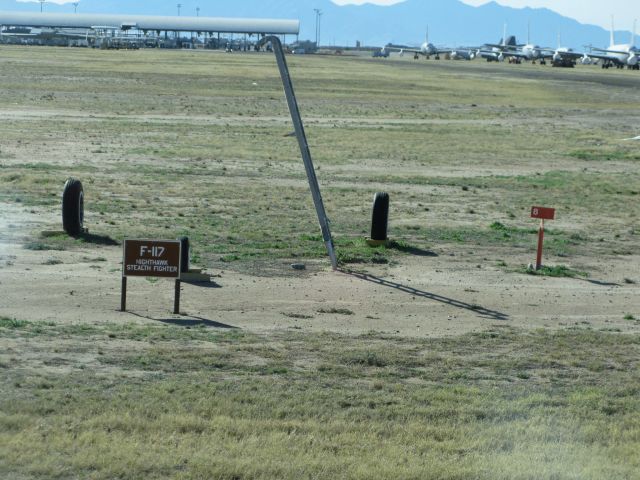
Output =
[{"x1": 372, "y1": 48, "x2": 389, "y2": 58}]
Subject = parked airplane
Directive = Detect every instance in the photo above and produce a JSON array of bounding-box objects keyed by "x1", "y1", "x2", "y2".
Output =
[
  {"x1": 506, "y1": 43, "x2": 544, "y2": 61},
  {"x1": 502, "y1": 24, "x2": 545, "y2": 63},
  {"x1": 449, "y1": 48, "x2": 480, "y2": 60},
  {"x1": 586, "y1": 18, "x2": 638, "y2": 69},
  {"x1": 540, "y1": 35, "x2": 591, "y2": 68},
  {"x1": 379, "y1": 27, "x2": 452, "y2": 59},
  {"x1": 478, "y1": 25, "x2": 517, "y2": 62},
  {"x1": 552, "y1": 47, "x2": 592, "y2": 66}
]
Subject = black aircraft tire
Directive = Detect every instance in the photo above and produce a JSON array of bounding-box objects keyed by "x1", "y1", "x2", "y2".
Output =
[
  {"x1": 370, "y1": 192, "x2": 390, "y2": 241},
  {"x1": 62, "y1": 178, "x2": 84, "y2": 236},
  {"x1": 179, "y1": 236, "x2": 190, "y2": 273}
]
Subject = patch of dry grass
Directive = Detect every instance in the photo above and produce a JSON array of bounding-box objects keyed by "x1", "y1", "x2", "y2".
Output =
[
  {"x1": 0, "y1": 321, "x2": 639, "y2": 479},
  {"x1": 1, "y1": 47, "x2": 638, "y2": 270}
]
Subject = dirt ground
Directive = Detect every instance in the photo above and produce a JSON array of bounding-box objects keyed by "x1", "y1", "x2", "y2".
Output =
[
  {"x1": 0, "y1": 49, "x2": 639, "y2": 338},
  {"x1": 2, "y1": 50, "x2": 640, "y2": 480},
  {"x1": 1, "y1": 199, "x2": 638, "y2": 337}
]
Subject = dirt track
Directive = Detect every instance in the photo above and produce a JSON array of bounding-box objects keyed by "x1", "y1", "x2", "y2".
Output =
[{"x1": 1, "y1": 201, "x2": 638, "y2": 337}]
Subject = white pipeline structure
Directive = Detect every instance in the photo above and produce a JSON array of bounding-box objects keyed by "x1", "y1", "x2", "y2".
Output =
[{"x1": 0, "y1": 11, "x2": 299, "y2": 35}]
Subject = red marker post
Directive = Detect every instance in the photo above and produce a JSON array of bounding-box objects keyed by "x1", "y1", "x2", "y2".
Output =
[{"x1": 530, "y1": 206, "x2": 555, "y2": 270}]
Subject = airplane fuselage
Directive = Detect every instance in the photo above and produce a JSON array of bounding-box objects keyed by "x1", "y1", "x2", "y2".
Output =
[
  {"x1": 520, "y1": 44, "x2": 542, "y2": 60},
  {"x1": 592, "y1": 43, "x2": 638, "y2": 68},
  {"x1": 449, "y1": 49, "x2": 477, "y2": 60},
  {"x1": 608, "y1": 44, "x2": 638, "y2": 65},
  {"x1": 552, "y1": 47, "x2": 573, "y2": 62},
  {"x1": 419, "y1": 42, "x2": 438, "y2": 56},
  {"x1": 480, "y1": 48, "x2": 505, "y2": 62},
  {"x1": 595, "y1": 20, "x2": 638, "y2": 68}
]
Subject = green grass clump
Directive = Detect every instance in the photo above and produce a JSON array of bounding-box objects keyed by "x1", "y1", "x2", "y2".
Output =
[
  {"x1": 568, "y1": 149, "x2": 640, "y2": 162},
  {"x1": 522, "y1": 265, "x2": 589, "y2": 278},
  {"x1": 341, "y1": 350, "x2": 389, "y2": 367},
  {"x1": 317, "y1": 307, "x2": 354, "y2": 316},
  {"x1": 282, "y1": 312, "x2": 314, "y2": 319},
  {"x1": 23, "y1": 241, "x2": 64, "y2": 251},
  {"x1": 333, "y1": 237, "x2": 393, "y2": 265},
  {"x1": 0, "y1": 317, "x2": 29, "y2": 329}
]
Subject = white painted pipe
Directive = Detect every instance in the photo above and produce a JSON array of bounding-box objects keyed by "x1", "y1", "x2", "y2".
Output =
[{"x1": 0, "y1": 11, "x2": 299, "y2": 35}]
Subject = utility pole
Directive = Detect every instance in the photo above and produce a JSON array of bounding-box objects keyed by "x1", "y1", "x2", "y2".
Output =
[
  {"x1": 39, "y1": 0, "x2": 46, "y2": 13},
  {"x1": 177, "y1": 3, "x2": 182, "y2": 16},
  {"x1": 313, "y1": 8, "x2": 321, "y2": 48},
  {"x1": 72, "y1": 2, "x2": 79, "y2": 14},
  {"x1": 318, "y1": 11, "x2": 323, "y2": 48},
  {"x1": 196, "y1": 7, "x2": 200, "y2": 17}
]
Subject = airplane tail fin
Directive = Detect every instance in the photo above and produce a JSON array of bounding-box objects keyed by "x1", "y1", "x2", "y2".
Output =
[
  {"x1": 610, "y1": 15, "x2": 615, "y2": 46},
  {"x1": 633, "y1": 19, "x2": 637, "y2": 46}
]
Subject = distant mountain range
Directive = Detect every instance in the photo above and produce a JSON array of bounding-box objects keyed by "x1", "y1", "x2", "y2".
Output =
[{"x1": 0, "y1": 0, "x2": 633, "y2": 50}]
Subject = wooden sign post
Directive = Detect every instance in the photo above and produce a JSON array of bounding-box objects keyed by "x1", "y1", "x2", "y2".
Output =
[
  {"x1": 122, "y1": 239, "x2": 182, "y2": 314},
  {"x1": 530, "y1": 207, "x2": 556, "y2": 270}
]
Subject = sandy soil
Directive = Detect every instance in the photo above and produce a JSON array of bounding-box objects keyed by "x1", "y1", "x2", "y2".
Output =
[
  {"x1": 2, "y1": 201, "x2": 638, "y2": 338},
  {"x1": 1, "y1": 54, "x2": 638, "y2": 339}
]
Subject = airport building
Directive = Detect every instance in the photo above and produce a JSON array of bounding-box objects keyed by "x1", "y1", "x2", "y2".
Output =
[{"x1": 0, "y1": 11, "x2": 300, "y2": 49}]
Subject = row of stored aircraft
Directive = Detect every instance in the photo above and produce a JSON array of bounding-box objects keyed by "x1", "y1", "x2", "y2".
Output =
[{"x1": 380, "y1": 19, "x2": 638, "y2": 70}]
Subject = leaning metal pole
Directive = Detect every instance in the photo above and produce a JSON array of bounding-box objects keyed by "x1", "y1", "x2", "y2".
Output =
[{"x1": 265, "y1": 35, "x2": 338, "y2": 270}]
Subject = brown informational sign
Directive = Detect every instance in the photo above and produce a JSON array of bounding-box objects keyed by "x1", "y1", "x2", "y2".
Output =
[
  {"x1": 529, "y1": 207, "x2": 556, "y2": 271},
  {"x1": 123, "y1": 239, "x2": 181, "y2": 278},
  {"x1": 531, "y1": 206, "x2": 556, "y2": 220}
]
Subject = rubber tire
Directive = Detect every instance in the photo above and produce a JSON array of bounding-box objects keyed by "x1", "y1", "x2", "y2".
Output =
[
  {"x1": 370, "y1": 192, "x2": 390, "y2": 241},
  {"x1": 179, "y1": 236, "x2": 190, "y2": 273},
  {"x1": 62, "y1": 178, "x2": 84, "y2": 236}
]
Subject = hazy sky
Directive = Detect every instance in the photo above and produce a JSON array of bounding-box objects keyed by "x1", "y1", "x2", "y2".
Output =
[
  {"x1": 23, "y1": 0, "x2": 639, "y2": 31},
  {"x1": 332, "y1": 1, "x2": 638, "y2": 30}
]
